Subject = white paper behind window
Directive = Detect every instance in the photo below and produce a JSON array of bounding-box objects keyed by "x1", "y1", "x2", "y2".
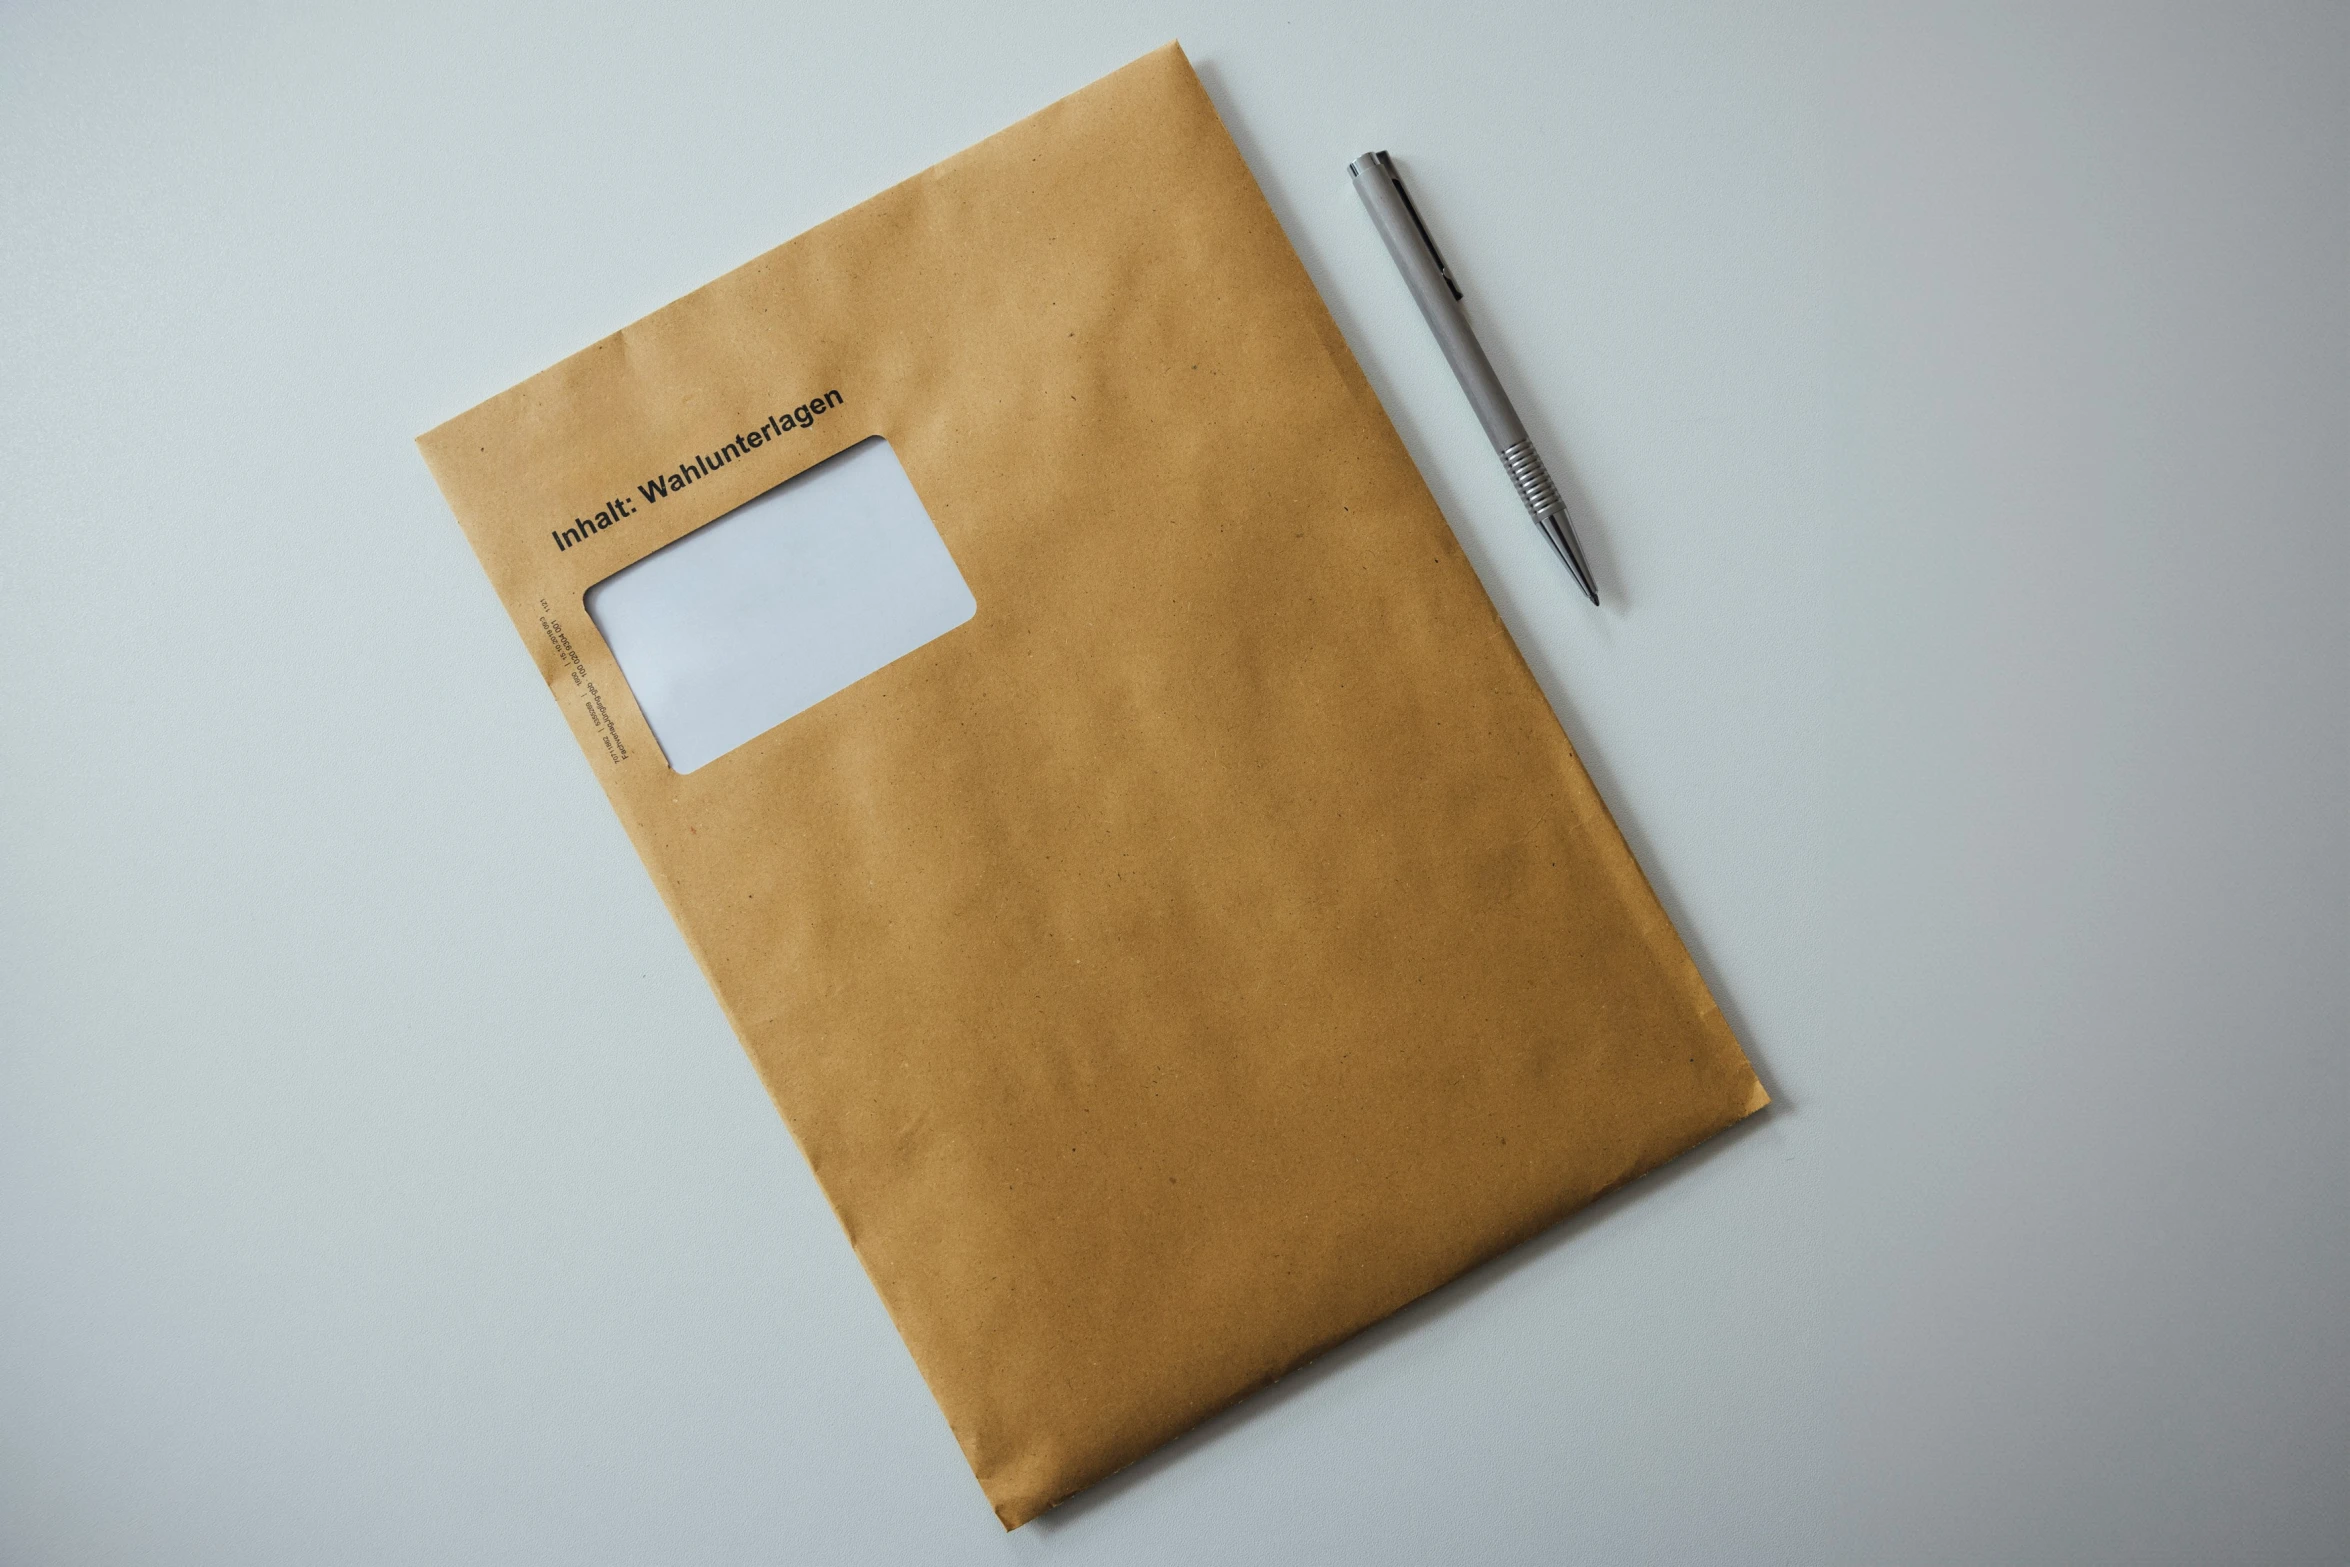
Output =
[{"x1": 585, "y1": 437, "x2": 975, "y2": 774}]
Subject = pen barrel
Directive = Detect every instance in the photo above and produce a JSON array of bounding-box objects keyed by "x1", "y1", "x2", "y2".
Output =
[{"x1": 1351, "y1": 155, "x2": 1528, "y2": 450}]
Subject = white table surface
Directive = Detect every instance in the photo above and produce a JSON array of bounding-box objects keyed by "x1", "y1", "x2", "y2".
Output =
[{"x1": 4, "y1": 4, "x2": 2342, "y2": 1562}]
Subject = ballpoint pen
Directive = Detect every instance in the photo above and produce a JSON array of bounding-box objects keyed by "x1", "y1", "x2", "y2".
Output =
[{"x1": 1349, "y1": 150, "x2": 1600, "y2": 606}]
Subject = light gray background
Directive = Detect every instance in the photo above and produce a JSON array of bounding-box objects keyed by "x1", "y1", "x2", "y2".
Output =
[{"x1": 3, "y1": 2, "x2": 2342, "y2": 1562}]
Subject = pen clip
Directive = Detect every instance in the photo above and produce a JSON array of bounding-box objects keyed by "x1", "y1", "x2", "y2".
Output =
[{"x1": 1373, "y1": 151, "x2": 1463, "y2": 302}]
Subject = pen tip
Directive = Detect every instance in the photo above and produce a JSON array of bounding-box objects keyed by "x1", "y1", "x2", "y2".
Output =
[
  {"x1": 1560, "y1": 549, "x2": 1599, "y2": 606},
  {"x1": 1535, "y1": 506, "x2": 1602, "y2": 608}
]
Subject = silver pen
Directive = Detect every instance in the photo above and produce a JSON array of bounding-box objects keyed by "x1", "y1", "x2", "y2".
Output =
[{"x1": 1349, "y1": 150, "x2": 1599, "y2": 606}]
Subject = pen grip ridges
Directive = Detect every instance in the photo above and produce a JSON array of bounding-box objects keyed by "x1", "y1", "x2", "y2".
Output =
[{"x1": 1500, "y1": 440, "x2": 1564, "y2": 522}]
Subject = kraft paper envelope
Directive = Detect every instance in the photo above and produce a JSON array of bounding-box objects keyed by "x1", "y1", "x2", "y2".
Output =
[{"x1": 418, "y1": 43, "x2": 1766, "y2": 1528}]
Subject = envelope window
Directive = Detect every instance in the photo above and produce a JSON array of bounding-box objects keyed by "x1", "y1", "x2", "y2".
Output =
[{"x1": 584, "y1": 436, "x2": 975, "y2": 774}]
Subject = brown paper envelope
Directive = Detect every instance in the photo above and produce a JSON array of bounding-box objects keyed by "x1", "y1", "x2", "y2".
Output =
[{"x1": 417, "y1": 42, "x2": 1766, "y2": 1528}]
